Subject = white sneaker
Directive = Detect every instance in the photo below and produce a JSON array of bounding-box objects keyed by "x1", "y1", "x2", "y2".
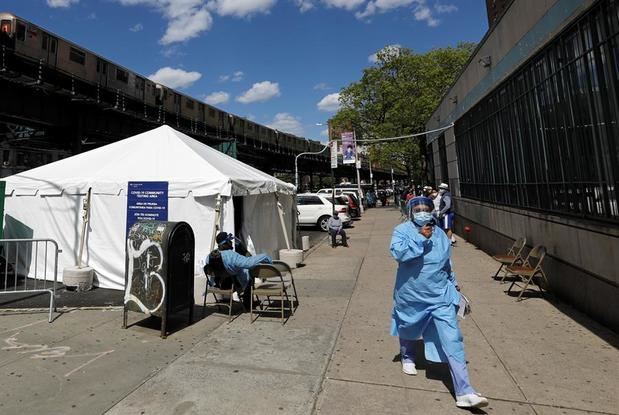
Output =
[
  {"x1": 232, "y1": 292, "x2": 241, "y2": 302},
  {"x1": 401, "y1": 361, "x2": 417, "y2": 375},
  {"x1": 455, "y1": 393, "x2": 488, "y2": 408}
]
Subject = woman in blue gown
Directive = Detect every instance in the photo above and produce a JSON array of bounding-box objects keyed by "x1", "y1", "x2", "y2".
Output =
[{"x1": 390, "y1": 196, "x2": 488, "y2": 409}]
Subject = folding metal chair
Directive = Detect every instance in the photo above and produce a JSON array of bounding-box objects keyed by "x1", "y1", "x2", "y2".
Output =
[
  {"x1": 249, "y1": 264, "x2": 296, "y2": 324},
  {"x1": 202, "y1": 264, "x2": 236, "y2": 322},
  {"x1": 271, "y1": 260, "x2": 299, "y2": 308},
  {"x1": 492, "y1": 237, "x2": 527, "y2": 282},
  {"x1": 506, "y1": 245, "x2": 549, "y2": 301}
]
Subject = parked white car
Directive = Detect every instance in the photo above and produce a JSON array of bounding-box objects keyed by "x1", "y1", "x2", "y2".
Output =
[{"x1": 297, "y1": 194, "x2": 351, "y2": 232}]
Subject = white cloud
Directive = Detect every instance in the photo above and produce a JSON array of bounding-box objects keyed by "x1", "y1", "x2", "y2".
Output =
[
  {"x1": 87, "y1": 12, "x2": 97, "y2": 19},
  {"x1": 356, "y1": 0, "x2": 416, "y2": 19},
  {"x1": 218, "y1": 71, "x2": 244, "y2": 82},
  {"x1": 295, "y1": 0, "x2": 314, "y2": 12},
  {"x1": 237, "y1": 81, "x2": 281, "y2": 104},
  {"x1": 368, "y1": 43, "x2": 401, "y2": 63},
  {"x1": 129, "y1": 23, "x2": 144, "y2": 32},
  {"x1": 116, "y1": 1, "x2": 213, "y2": 45},
  {"x1": 268, "y1": 113, "x2": 304, "y2": 136},
  {"x1": 313, "y1": 82, "x2": 330, "y2": 90},
  {"x1": 320, "y1": 128, "x2": 329, "y2": 137},
  {"x1": 414, "y1": 4, "x2": 439, "y2": 27},
  {"x1": 321, "y1": 0, "x2": 365, "y2": 10},
  {"x1": 46, "y1": 0, "x2": 79, "y2": 7},
  {"x1": 435, "y1": 3, "x2": 457, "y2": 13},
  {"x1": 317, "y1": 93, "x2": 341, "y2": 112},
  {"x1": 207, "y1": 0, "x2": 277, "y2": 17},
  {"x1": 203, "y1": 91, "x2": 230, "y2": 105},
  {"x1": 148, "y1": 67, "x2": 202, "y2": 89},
  {"x1": 232, "y1": 71, "x2": 244, "y2": 81}
]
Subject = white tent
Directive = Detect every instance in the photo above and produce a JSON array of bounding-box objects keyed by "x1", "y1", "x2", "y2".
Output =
[{"x1": 2, "y1": 125, "x2": 297, "y2": 290}]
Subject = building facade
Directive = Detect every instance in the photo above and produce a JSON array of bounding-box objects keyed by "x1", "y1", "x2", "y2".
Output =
[{"x1": 426, "y1": 0, "x2": 619, "y2": 330}]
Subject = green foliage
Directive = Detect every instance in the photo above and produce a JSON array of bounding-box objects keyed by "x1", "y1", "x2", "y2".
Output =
[{"x1": 331, "y1": 43, "x2": 474, "y2": 183}]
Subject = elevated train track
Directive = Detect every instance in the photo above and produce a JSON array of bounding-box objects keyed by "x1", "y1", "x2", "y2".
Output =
[{"x1": 0, "y1": 12, "x2": 402, "y2": 183}]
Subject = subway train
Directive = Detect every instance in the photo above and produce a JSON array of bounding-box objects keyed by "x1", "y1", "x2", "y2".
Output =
[{"x1": 0, "y1": 12, "x2": 326, "y2": 158}]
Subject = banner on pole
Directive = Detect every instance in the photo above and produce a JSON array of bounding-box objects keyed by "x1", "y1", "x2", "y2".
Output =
[
  {"x1": 341, "y1": 132, "x2": 356, "y2": 164},
  {"x1": 330, "y1": 141, "x2": 338, "y2": 168}
]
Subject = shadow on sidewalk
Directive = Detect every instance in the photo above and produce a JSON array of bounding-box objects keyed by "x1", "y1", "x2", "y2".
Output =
[
  {"x1": 492, "y1": 275, "x2": 619, "y2": 350},
  {"x1": 391, "y1": 341, "x2": 490, "y2": 413}
]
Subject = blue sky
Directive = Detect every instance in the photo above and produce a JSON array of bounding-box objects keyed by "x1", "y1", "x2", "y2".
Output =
[{"x1": 5, "y1": 0, "x2": 487, "y2": 142}]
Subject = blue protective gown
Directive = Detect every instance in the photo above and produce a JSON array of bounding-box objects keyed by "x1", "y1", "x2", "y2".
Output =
[
  {"x1": 204, "y1": 250, "x2": 272, "y2": 291},
  {"x1": 389, "y1": 221, "x2": 465, "y2": 363}
]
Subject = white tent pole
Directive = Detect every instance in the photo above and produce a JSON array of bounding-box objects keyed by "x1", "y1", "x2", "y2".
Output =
[
  {"x1": 77, "y1": 187, "x2": 92, "y2": 268},
  {"x1": 210, "y1": 194, "x2": 222, "y2": 251},
  {"x1": 276, "y1": 194, "x2": 291, "y2": 250}
]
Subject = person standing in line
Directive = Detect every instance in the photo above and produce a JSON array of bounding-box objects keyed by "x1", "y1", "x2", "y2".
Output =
[
  {"x1": 430, "y1": 188, "x2": 441, "y2": 215},
  {"x1": 327, "y1": 211, "x2": 348, "y2": 248},
  {"x1": 390, "y1": 196, "x2": 488, "y2": 409},
  {"x1": 438, "y1": 182, "x2": 456, "y2": 245}
]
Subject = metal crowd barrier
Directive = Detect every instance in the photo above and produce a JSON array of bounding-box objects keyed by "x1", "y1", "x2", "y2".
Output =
[{"x1": 0, "y1": 239, "x2": 61, "y2": 323}]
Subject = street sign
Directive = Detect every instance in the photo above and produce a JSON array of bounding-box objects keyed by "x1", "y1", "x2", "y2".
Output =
[{"x1": 330, "y1": 141, "x2": 338, "y2": 168}]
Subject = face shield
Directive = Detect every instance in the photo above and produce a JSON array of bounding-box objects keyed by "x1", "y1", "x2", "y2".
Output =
[{"x1": 408, "y1": 197, "x2": 435, "y2": 227}]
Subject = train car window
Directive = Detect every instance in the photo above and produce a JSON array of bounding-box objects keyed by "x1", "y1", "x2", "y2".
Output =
[
  {"x1": 135, "y1": 76, "x2": 145, "y2": 90},
  {"x1": 16, "y1": 22, "x2": 26, "y2": 41},
  {"x1": 199, "y1": 103, "x2": 204, "y2": 112},
  {"x1": 50, "y1": 38, "x2": 57, "y2": 53},
  {"x1": 42, "y1": 32, "x2": 48, "y2": 49},
  {"x1": 116, "y1": 68, "x2": 128, "y2": 83},
  {"x1": 186, "y1": 99, "x2": 194, "y2": 110},
  {"x1": 247, "y1": 123, "x2": 253, "y2": 131},
  {"x1": 96, "y1": 58, "x2": 107, "y2": 74},
  {"x1": 239, "y1": 120, "x2": 245, "y2": 128},
  {"x1": 0, "y1": 20, "x2": 11, "y2": 34},
  {"x1": 69, "y1": 47, "x2": 86, "y2": 65},
  {"x1": 208, "y1": 108, "x2": 215, "y2": 117}
]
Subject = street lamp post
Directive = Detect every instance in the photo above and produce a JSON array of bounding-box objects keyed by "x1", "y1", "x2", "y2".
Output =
[
  {"x1": 316, "y1": 122, "x2": 336, "y2": 214},
  {"x1": 295, "y1": 143, "x2": 330, "y2": 191}
]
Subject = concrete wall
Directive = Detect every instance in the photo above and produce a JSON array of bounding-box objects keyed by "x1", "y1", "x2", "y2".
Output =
[
  {"x1": 454, "y1": 198, "x2": 619, "y2": 331},
  {"x1": 423, "y1": 1, "x2": 619, "y2": 330}
]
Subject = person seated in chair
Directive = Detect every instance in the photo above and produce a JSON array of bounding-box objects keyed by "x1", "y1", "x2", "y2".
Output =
[
  {"x1": 205, "y1": 232, "x2": 272, "y2": 310},
  {"x1": 328, "y1": 212, "x2": 348, "y2": 248}
]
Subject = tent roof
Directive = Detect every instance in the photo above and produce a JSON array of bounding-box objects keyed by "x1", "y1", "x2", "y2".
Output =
[{"x1": 4, "y1": 125, "x2": 295, "y2": 197}]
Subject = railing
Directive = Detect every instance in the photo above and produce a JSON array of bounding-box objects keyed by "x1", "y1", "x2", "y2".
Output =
[{"x1": 0, "y1": 239, "x2": 61, "y2": 323}]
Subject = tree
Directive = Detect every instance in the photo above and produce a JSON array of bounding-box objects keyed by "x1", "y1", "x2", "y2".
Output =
[{"x1": 331, "y1": 42, "x2": 475, "y2": 184}]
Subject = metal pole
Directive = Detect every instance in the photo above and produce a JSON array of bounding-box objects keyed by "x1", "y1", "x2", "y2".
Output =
[
  {"x1": 353, "y1": 130, "x2": 364, "y2": 214},
  {"x1": 331, "y1": 168, "x2": 336, "y2": 215}
]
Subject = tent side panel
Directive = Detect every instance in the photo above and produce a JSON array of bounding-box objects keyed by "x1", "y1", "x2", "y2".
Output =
[{"x1": 241, "y1": 194, "x2": 296, "y2": 260}]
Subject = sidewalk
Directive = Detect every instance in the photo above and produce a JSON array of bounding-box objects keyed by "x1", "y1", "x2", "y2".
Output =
[{"x1": 0, "y1": 207, "x2": 617, "y2": 414}]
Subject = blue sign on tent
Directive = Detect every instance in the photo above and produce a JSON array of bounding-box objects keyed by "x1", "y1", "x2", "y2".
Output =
[{"x1": 126, "y1": 181, "x2": 168, "y2": 234}]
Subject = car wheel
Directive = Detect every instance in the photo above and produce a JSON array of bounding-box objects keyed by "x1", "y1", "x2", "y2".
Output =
[{"x1": 318, "y1": 215, "x2": 330, "y2": 232}]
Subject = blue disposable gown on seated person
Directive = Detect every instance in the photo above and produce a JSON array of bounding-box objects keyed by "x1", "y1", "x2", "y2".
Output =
[
  {"x1": 389, "y1": 221, "x2": 464, "y2": 363},
  {"x1": 204, "y1": 250, "x2": 272, "y2": 292}
]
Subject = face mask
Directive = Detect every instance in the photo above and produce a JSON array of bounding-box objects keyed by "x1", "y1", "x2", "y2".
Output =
[
  {"x1": 439, "y1": 189, "x2": 446, "y2": 195},
  {"x1": 412, "y1": 211, "x2": 434, "y2": 227}
]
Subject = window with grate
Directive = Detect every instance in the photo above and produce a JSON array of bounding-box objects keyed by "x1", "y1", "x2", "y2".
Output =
[{"x1": 455, "y1": 0, "x2": 619, "y2": 223}]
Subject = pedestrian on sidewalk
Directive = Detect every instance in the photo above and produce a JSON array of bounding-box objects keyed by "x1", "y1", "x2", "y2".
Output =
[
  {"x1": 438, "y1": 182, "x2": 457, "y2": 245},
  {"x1": 390, "y1": 196, "x2": 488, "y2": 409},
  {"x1": 327, "y1": 212, "x2": 348, "y2": 248}
]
